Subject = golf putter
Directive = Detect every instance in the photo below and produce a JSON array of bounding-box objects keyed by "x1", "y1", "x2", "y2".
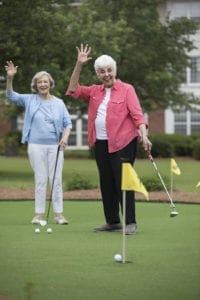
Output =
[
  {"x1": 45, "y1": 145, "x2": 61, "y2": 225},
  {"x1": 146, "y1": 151, "x2": 178, "y2": 217}
]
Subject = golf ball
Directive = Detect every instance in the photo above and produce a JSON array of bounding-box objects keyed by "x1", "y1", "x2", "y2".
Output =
[
  {"x1": 35, "y1": 228, "x2": 40, "y2": 234},
  {"x1": 114, "y1": 254, "x2": 122, "y2": 262},
  {"x1": 47, "y1": 228, "x2": 52, "y2": 234},
  {"x1": 40, "y1": 220, "x2": 47, "y2": 226}
]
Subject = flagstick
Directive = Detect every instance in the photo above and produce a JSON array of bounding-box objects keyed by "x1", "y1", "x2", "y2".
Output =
[
  {"x1": 122, "y1": 190, "x2": 126, "y2": 263},
  {"x1": 170, "y1": 171, "x2": 174, "y2": 200}
]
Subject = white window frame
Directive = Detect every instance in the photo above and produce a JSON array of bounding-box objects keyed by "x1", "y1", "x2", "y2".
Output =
[{"x1": 165, "y1": 109, "x2": 200, "y2": 135}]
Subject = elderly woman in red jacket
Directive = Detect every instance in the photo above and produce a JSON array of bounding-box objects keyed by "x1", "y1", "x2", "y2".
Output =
[{"x1": 66, "y1": 44, "x2": 152, "y2": 235}]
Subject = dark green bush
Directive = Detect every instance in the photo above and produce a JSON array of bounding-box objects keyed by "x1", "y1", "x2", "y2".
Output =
[
  {"x1": 136, "y1": 143, "x2": 147, "y2": 158},
  {"x1": 137, "y1": 134, "x2": 197, "y2": 158},
  {"x1": 65, "y1": 173, "x2": 97, "y2": 190},
  {"x1": 150, "y1": 135, "x2": 174, "y2": 158},
  {"x1": 192, "y1": 138, "x2": 200, "y2": 160},
  {"x1": 142, "y1": 176, "x2": 170, "y2": 191},
  {"x1": 0, "y1": 130, "x2": 24, "y2": 156},
  {"x1": 164, "y1": 134, "x2": 193, "y2": 156}
]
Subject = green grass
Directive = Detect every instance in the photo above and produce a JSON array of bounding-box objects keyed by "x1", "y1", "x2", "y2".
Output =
[
  {"x1": 0, "y1": 156, "x2": 199, "y2": 192},
  {"x1": 0, "y1": 201, "x2": 199, "y2": 300}
]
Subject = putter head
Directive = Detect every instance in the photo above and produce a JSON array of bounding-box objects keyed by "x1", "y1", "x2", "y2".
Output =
[
  {"x1": 170, "y1": 210, "x2": 179, "y2": 217},
  {"x1": 39, "y1": 220, "x2": 47, "y2": 226}
]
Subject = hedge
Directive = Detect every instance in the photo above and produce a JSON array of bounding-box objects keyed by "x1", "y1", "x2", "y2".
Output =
[{"x1": 0, "y1": 131, "x2": 200, "y2": 160}]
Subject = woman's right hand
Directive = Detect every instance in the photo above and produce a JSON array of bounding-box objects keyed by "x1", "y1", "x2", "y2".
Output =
[
  {"x1": 76, "y1": 44, "x2": 92, "y2": 65},
  {"x1": 5, "y1": 61, "x2": 18, "y2": 78}
]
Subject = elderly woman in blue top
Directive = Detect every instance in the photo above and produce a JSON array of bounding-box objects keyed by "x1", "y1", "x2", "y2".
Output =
[{"x1": 5, "y1": 61, "x2": 72, "y2": 225}]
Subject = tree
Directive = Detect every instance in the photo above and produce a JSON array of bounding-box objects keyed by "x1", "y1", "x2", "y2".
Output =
[
  {"x1": 0, "y1": 0, "x2": 76, "y2": 118},
  {"x1": 0, "y1": 0, "x2": 199, "y2": 119},
  {"x1": 65, "y1": 0, "x2": 199, "y2": 111}
]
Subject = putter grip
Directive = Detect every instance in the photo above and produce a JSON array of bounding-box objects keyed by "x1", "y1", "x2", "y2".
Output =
[{"x1": 146, "y1": 150, "x2": 153, "y2": 162}]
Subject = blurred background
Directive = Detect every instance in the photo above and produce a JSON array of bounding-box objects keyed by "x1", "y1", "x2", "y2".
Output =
[{"x1": 0, "y1": 0, "x2": 200, "y2": 158}]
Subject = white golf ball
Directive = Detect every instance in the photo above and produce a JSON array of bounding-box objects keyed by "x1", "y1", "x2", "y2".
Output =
[
  {"x1": 114, "y1": 254, "x2": 122, "y2": 262},
  {"x1": 40, "y1": 220, "x2": 47, "y2": 226},
  {"x1": 35, "y1": 228, "x2": 40, "y2": 234},
  {"x1": 47, "y1": 228, "x2": 52, "y2": 234}
]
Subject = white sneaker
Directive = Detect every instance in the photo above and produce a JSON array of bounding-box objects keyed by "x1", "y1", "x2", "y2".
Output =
[
  {"x1": 31, "y1": 214, "x2": 44, "y2": 224},
  {"x1": 54, "y1": 215, "x2": 69, "y2": 225},
  {"x1": 125, "y1": 223, "x2": 137, "y2": 235}
]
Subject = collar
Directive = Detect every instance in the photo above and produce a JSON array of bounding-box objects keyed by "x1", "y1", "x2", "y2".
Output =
[{"x1": 100, "y1": 79, "x2": 121, "y2": 91}]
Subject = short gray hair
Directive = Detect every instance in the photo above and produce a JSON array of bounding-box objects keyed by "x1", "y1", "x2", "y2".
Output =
[
  {"x1": 94, "y1": 55, "x2": 117, "y2": 74},
  {"x1": 31, "y1": 71, "x2": 55, "y2": 92}
]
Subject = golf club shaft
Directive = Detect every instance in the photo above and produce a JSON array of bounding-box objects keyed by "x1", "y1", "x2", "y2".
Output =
[
  {"x1": 147, "y1": 152, "x2": 176, "y2": 208},
  {"x1": 46, "y1": 145, "x2": 61, "y2": 221}
]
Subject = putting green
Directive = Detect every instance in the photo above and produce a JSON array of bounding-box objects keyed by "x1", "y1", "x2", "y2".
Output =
[{"x1": 0, "y1": 201, "x2": 199, "y2": 300}]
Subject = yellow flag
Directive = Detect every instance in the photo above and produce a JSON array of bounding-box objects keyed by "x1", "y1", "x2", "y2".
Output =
[
  {"x1": 196, "y1": 181, "x2": 200, "y2": 188},
  {"x1": 121, "y1": 163, "x2": 149, "y2": 200},
  {"x1": 170, "y1": 158, "x2": 181, "y2": 175}
]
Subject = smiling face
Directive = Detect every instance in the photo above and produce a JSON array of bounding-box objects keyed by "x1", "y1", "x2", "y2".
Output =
[
  {"x1": 36, "y1": 75, "x2": 51, "y2": 98},
  {"x1": 96, "y1": 66, "x2": 116, "y2": 88}
]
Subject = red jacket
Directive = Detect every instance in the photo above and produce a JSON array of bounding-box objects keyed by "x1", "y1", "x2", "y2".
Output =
[{"x1": 66, "y1": 79, "x2": 148, "y2": 153}]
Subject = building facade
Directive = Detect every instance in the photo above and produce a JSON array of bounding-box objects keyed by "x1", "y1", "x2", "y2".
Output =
[{"x1": 155, "y1": 0, "x2": 200, "y2": 135}]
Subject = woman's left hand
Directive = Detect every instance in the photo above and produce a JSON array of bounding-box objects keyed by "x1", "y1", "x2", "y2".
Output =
[{"x1": 59, "y1": 138, "x2": 68, "y2": 150}]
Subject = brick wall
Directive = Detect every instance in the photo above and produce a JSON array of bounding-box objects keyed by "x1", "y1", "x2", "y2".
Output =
[{"x1": 148, "y1": 110, "x2": 165, "y2": 134}]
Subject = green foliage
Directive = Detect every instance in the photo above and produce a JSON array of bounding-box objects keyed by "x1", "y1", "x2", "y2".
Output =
[
  {"x1": 80, "y1": 0, "x2": 199, "y2": 111},
  {"x1": 142, "y1": 175, "x2": 170, "y2": 191},
  {"x1": 0, "y1": 129, "x2": 24, "y2": 156},
  {"x1": 0, "y1": 0, "x2": 199, "y2": 120},
  {"x1": 136, "y1": 143, "x2": 148, "y2": 159},
  {"x1": 137, "y1": 134, "x2": 200, "y2": 160},
  {"x1": 65, "y1": 173, "x2": 96, "y2": 190},
  {"x1": 150, "y1": 135, "x2": 174, "y2": 158},
  {"x1": 192, "y1": 138, "x2": 200, "y2": 160},
  {"x1": 163, "y1": 134, "x2": 194, "y2": 156}
]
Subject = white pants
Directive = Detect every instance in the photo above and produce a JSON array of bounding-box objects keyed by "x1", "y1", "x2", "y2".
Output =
[{"x1": 28, "y1": 144, "x2": 64, "y2": 214}]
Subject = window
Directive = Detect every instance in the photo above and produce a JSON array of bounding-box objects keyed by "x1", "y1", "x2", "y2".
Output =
[
  {"x1": 174, "y1": 110, "x2": 200, "y2": 135},
  {"x1": 182, "y1": 56, "x2": 200, "y2": 84},
  {"x1": 68, "y1": 114, "x2": 88, "y2": 149},
  {"x1": 174, "y1": 111, "x2": 187, "y2": 134},
  {"x1": 191, "y1": 111, "x2": 200, "y2": 133},
  {"x1": 190, "y1": 57, "x2": 200, "y2": 83}
]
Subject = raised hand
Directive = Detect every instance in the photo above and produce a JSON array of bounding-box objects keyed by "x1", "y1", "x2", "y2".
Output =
[
  {"x1": 76, "y1": 44, "x2": 92, "y2": 64},
  {"x1": 5, "y1": 61, "x2": 18, "y2": 78}
]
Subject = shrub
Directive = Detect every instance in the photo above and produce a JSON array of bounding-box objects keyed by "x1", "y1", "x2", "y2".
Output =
[
  {"x1": 136, "y1": 143, "x2": 146, "y2": 158},
  {"x1": 0, "y1": 130, "x2": 23, "y2": 156},
  {"x1": 142, "y1": 176, "x2": 170, "y2": 191},
  {"x1": 150, "y1": 135, "x2": 174, "y2": 158},
  {"x1": 192, "y1": 138, "x2": 200, "y2": 160},
  {"x1": 65, "y1": 173, "x2": 96, "y2": 190},
  {"x1": 165, "y1": 134, "x2": 193, "y2": 156}
]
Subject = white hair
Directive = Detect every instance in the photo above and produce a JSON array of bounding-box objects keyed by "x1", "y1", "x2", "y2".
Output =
[
  {"x1": 94, "y1": 55, "x2": 117, "y2": 74},
  {"x1": 31, "y1": 71, "x2": 55, "y2": 92}
]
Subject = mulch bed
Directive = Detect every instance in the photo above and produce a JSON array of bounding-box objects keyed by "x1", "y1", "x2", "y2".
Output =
[{"x1": 0, "y1": 187, "x2": 199, "y2": 204}]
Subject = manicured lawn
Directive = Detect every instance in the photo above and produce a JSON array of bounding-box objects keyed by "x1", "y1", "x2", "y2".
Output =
[
  {"x1": 0, "y1": 156, "x2": 199, "y2": 192},
  {"x1": 0, "y1": 201, "x2": 199, "y2": 300}
]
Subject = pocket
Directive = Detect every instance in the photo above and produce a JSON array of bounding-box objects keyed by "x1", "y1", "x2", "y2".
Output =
[{"x1": 109, "y1": 99, "x2": 125, "y2": 114}]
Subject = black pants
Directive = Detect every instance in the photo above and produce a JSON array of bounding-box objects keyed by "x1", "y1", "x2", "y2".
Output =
[{"x1": 94, "y1": 138, "x2": 137, "y2": 225}]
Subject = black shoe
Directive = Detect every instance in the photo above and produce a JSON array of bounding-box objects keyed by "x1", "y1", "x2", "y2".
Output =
[{"x1": 93, "y1": 223, "x2": 122, "y2": 232}]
